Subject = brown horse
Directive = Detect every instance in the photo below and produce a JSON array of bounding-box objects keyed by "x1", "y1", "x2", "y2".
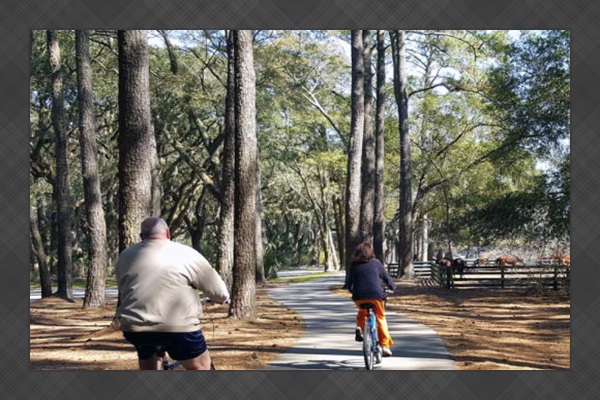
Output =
[
  {"x1": 551, "y1": 253, "x2": 570, "y2": 266},
  {"x1": 495, "y1": 255, "x2": 524, "y2": 267},
  {"x1": 437, "y1": 258, "x2": 452, "y2": 268},
  {"x1": 474, "y1": 257, "x2": 489, "y2": 267}
]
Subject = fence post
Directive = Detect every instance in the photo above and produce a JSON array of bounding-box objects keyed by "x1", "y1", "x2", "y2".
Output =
[
  {"x1": 501, "y1": 266, "x2": 505, "y2": 289},
  {"x1": 446, "y1": 265, "x2": 453, "y2": 289},
  {"x1": 553, "y1": 266, "x2": 558, "y2": 291}
]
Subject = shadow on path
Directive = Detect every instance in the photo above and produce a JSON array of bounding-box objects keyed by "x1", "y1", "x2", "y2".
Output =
[{"x1": 266, "y1": 274, "x2": 456, "y2": 370}]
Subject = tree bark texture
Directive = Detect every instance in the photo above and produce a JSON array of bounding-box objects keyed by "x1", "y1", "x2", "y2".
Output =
[
  {"x1": 255, "y1": 144, "x2": 265, "y2": 283},
  {"x1": 117, "y1": 30, "x2": 157, "y2": 253},
  {"x1": 391, "y1": 30, "x2": 414, "y2": 277},
  {"x1": 47, "y1": 30, "x2": 73, "y2": 299},
  {"x1": 217, "y1": 30, "x2": 236, "y2": 289},
  {"x1": 345, "y1": 30, "x2": 365, "y2": 272},
  {"x1": 229, "y1": 30, "x2": 257, "y2": 319},
  {"x1": 30, "y1": 205, "x2": 52, "y2": 297},
  {"x1": 76, "y1": 30, "x2": 108, "y2": 308},
  {"x1": 373, "y1": 30, "x2": 387, "y2": 263},
  {"x1": 360, "y1": 30, "x2": 375, "y2": 245}
]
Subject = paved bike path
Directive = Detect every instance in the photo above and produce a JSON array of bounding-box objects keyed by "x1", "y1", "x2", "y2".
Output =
[{"x1": 267, "y1": 273, "x2": 456, "y2": 370}]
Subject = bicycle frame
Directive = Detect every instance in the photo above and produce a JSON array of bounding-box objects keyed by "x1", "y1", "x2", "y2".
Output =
[{"x1": 361, "y1": 304, "x2": 382, "y2": 370}]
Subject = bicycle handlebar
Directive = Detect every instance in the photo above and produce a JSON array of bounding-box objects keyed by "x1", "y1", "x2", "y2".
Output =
[{"x1": 200, "y1": 296, "x2": 231, "y2": 305}]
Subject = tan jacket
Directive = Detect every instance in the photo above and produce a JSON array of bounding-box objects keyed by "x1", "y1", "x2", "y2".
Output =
[{"x1": 116, "y1": 239, "x2": 229, "y2": 333}]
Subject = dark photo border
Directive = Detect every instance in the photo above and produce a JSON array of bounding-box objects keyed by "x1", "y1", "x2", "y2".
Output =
[{"x1": 5, "y1": 0, "x2": 597, "y2": 398}]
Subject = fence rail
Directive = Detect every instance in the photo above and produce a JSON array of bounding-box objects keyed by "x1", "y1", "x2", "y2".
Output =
[
  {"x1": 387, "y1": 261, "x2": 432, "y2": 278},
  {"x1": 387, "y1": 262, "x2": 570, "y2": 291}
]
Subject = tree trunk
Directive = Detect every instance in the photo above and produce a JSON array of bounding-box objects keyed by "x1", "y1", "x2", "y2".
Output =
[
  {"x1": 422, "y1": 214, "x2": 429, "y2": 261},
  {"x1": 373, "y1": 30, "x2": 386, "y2": 263},
  {"x1": 327, "y1": 226, "x2": 340, "y2": 271},
  {"x1": 229, "y1": 30, "x2": 257, "y2": 320},
  {"x1": 76, "y1": 30, "x2": 108, "y2": 308},
  {"x1": 30, "y1": 205, "x2": 52, "y2": 297},
  {"x1": 217, "y1": 30, "x2": 236, "y2": 289},
  {"x1": 391, "y1": 30, "x2": 414, "y2": 278},
  {"x1": 255, "y1": 140, "x2": 265, "y2": 283},
  {"x1": 360, "y1": 30, "x2": 375, "y2": 245},
  {"x1": 345, "y1": 30, "x2": 365, "y2": 277},
  {"x1": 117, "y1": 30, "x2": 156, "y2": 253},
  {"x1": 334, "y1": 195, "x2": 346, "y2": 268},
  {"x1": 47, "y1": 30, "x2": 73, "y2": 299},
  {"x1": 158, "y1": 30, "x2": 179, "y2": 75}
]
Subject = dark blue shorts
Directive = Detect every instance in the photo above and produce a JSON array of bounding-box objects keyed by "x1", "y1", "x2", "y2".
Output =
[{"x1": 123, "y1": 331, "x2": 208, "y2": 361}]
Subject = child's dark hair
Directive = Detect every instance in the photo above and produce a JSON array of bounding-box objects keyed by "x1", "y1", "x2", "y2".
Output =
[{"x1": 352, "y1": 242, "x2": 375, "y2": 263}]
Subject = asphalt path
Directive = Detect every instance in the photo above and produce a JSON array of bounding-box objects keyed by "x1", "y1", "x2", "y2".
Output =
[
  {"x1": 29, "y1": 267, "x2": 322, "y2": 303},
  {"x1": 267, "y1": 273, "x2": 456, "y2": 370},
  {"x1": 30, "y1": 287, "x2": 119, "y2": 303}
]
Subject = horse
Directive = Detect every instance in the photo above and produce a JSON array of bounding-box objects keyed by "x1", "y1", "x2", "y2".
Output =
[
  {"x1": 437, "y1": 258, "x2": 452, "y2": 268},
  {"x1": 550, "y1": 253, "x2": 570, "y2": 266},
  {"x1": 452, "y1": 258, "x2": 467, "y2": 279},
  {"x1": 473, "y1": 257, "x2": 488, "y2": 267},
  {"x1": 495, "y1": 255, "x2": 524, "y2": 267}
]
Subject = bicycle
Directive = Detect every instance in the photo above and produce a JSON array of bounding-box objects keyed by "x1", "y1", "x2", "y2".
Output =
[
  {"x1": 359, "y1": 288, "x2": 393, "y2": 370},
  {"x1": 157, "y1": 296, "x2": 218, "y2": 370}
]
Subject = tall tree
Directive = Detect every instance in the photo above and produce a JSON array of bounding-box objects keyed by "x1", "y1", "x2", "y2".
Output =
[
  {"x1": 76, "y1": 30, "x2": 108, "y2": 308},
  {"x1": 255, "y1": 142, "x2": 266, "y2": 283},
  {"x1": 216, "y1": 30, "x2": 235, "y2": 288},
  {"x1": 117, "y1": 30, "x2": 157, "y2": 252},
  {"x1": 47, "y1": 30, "x2": 73, "y2": 299},
  {"x1": 30, "y1": 203, "x2": 52, "y2": 298},
  {"x1": 373, "y1": 30, "x2": 386, "y2": 262},
  {"x1": 229, "y1": 30, "x2": 257, "y2": 319},
  {"x1": 391, "y1": 30, "x2": 414, "y2": 277},
  {"x1": 360, "y1": 30, "x2": 375, "y2": 244},
  {"x1": 345, "y1": 30, "x2": 365, "y2": 273}
]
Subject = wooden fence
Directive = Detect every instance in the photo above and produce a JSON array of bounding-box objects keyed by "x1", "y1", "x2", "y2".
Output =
[
  {"x1": 387, "y1": 261, "x2": 434, "y2": 278},
  {"x1": 387, "y1": 261, "x2": 570, "y2": 291}
]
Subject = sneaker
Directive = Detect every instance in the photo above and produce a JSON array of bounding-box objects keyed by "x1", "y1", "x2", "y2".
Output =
[
  {"x1": 382, "y1": 347, "x2": 393, "y2": 357},
  {"x1": 355, "y1": 327, "x2": 363, "y2": 342}
]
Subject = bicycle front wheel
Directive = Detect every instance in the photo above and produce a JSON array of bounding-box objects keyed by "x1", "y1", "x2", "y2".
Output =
[{"x1": 363, "y1": 324, "x2": 374, "y2": 370}]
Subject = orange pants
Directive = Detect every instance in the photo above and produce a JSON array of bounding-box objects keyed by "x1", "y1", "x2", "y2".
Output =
[{"x1": 354, "y1": 299, "x2": 393, "y2": 348}]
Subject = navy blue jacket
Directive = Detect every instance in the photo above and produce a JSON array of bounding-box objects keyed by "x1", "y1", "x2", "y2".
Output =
[{"x1": 346, "y1": 258, "x2": 395, "y2": 301}]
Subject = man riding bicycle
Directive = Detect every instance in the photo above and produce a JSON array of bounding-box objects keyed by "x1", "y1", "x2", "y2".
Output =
[
  {"x1": 115, "y1": 217, "x2": 230, "y2": 370},
  {"x1": 346, "y1": 242, "x2": 395, "y2": 357}
]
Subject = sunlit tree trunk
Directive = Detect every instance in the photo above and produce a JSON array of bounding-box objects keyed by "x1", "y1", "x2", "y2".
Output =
[
  {"x1": 255, "y1": 143, "x2": 265, "y2": 283},
  {"x1": 216, "y1": 30, "x2": 235, "y2": 289},
  {"x1": 360, "y1": 30, "x2": 375, "y2": 244},
  {"x1": 229, "y1": 30, "x2": 257, "y2": 319},
  {"x1": 76, "y1": 30, "x2": 108, "y2": 308},
  {"x1": 30, "y1": 204, "x2": 52, "y2": 297},
  {"x1": 47, "y1": 30, "x2": 73, "y2": 299},
  {"x1": 391, "y1": 30, "x2": 414, "y2": 278},
  {"x1": 345, "y1": 30, "x2": 365, "y2": 278},
  {"x1": 117, "y1": 30, "x2": 156, "y2": 252},
  {"x1": 373, "y1": 30, "x2": 386, "y2": 263}
]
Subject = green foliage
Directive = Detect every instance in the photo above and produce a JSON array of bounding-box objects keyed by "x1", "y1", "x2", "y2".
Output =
[{"x1": 29, "y1": 30, "x2": 570, "y2": 281}]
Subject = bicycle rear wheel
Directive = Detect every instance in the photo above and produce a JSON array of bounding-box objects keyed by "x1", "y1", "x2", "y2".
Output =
[{"x1": 363, "y1": 323, "x2": 374, "y2": 370}]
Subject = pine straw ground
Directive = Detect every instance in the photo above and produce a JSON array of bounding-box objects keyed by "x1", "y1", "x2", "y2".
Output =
[{"x1": 30, "y1": 276, "x2": 569, "y2": 370}]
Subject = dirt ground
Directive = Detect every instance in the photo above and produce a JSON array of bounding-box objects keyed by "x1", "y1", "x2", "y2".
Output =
[
  {"x1": 30, "y1": 282, "x2": 304, "y2": 370},
  {"x1": 30, "y1": 276, "x2": 570, "y2": 370},
  {"x1": 386, "y1": 278, "x2": 570, "y2": 370}
]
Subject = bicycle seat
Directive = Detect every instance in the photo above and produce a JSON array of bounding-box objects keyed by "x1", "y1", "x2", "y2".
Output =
[{"x1": 359, "y1": 303, "x2": 375, "y2": 310}]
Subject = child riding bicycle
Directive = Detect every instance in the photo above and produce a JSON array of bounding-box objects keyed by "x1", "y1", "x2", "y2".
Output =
[{"x1": 346, "y1": 242, "x2": 395, "y2": 357}]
